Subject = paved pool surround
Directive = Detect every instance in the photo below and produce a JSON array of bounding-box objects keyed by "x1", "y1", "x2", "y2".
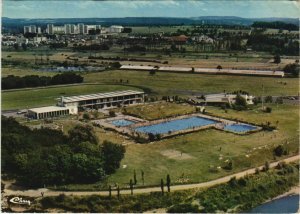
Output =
[{"x1": 94, "y1": 113, "x2": 262, "y2": 141}]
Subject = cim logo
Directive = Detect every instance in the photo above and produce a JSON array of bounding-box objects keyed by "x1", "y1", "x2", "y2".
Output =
[{"x1": 9, "y1": 197, "x2": 31, "y2": 206}]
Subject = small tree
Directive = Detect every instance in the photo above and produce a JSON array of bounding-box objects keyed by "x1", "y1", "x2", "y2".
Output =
[
  {"x1": 83, "y1": 112, "x2": 90, "y2": 120},
  {"x1": 129, "y1": 179, "x2": 133, "y2": 195},
  {"x1": 264, "y1": 161, "x2": 270, "y2": 171},
  {"x1": 160, "y1": 179, "x2": 164, "y2": 195},
  {"x1": 109, "y1": 110, "x2": 116, "y2": 117},
  {"x1": 265, "y1": 106, "x2": 272, "y2": 113},
  {"x1": 117, "y1": 185, "x2": 120, "y2": 199},
  {"x1": 141, "y1": 170, "x2": 145, "y2": 185},
  {"x1": 235, "y1": 94, "x2": 247, "y2": 108},
  {"x1": 217, "y1": 65, "x2": 222, "y2": 71},
  {"x1": 149, "y1": 70, "x2": 156, "y2": 75},
  {"x1": 108, "y1": 185, "x2": 112, "y2": 198},
  {"x1": 166, "y1": 174, "x2": 171, "y2": 192},
  {"x1": 133, "y1": 169, "x2": 137, "y2": 185},
  {"x1": 274, "y1": 54, "x2": 281, "y2": 64}
]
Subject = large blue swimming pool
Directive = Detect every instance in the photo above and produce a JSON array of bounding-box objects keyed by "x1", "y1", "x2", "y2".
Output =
[
  {"x1": 224, "y1": 124, "x2": 257, "y2": 133},
  {"x1": 111, "y1": 119, "x2": 136, "y2": 127},
  {"x1": 134, "y1": 116, "x2": 217, "y2": 135}
]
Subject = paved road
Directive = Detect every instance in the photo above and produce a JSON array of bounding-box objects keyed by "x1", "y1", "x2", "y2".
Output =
[{"x1": 3, "y1": 155, "x2": 299, "y2": 198}]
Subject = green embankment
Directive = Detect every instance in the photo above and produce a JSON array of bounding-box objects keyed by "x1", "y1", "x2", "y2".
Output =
[{"x1": 32, "y1": 162, "x2": 299, "y2": 213}]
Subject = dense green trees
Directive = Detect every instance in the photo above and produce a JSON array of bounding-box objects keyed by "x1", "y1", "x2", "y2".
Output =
[
  {"x1": 252, "y1": 21, "x2": 298, "y2": 31},
  {"x1": 283, "y1": 63, "x2": 299, "y2": 77},
  {"x1": 102, "y1": 141, "x2": 126, "y2": 174},
  {"x1": 2, "y1": 73, "x2": 83, "y2": 90},
  {"x1": 1, "y1": 117, "x2": 125, "y2": 187}
]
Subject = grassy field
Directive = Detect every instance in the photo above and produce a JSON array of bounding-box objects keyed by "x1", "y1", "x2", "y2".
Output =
[
  {"x1": 121, "y1": 102, "x2": 196, "y2": 120},
  {"x1": 3, "y1": 69, "x2": 298, "y2": 110},
  {"x1": 2, "y1": 67, "x2": 57, "y2": 77},
  {"x1": 57, "y1": 103, "x2": 298, "y2": 191},
  {"x1": 84, "y1": 70, "x2": 299, "y2": 96},
  {"x1": 2, "y1": 84, "x2": 140, "y2": 110}
]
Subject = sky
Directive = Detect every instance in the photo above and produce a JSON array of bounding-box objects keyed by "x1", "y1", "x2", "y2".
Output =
[{"x1": 3, "y1": 0, "x2": 300, "y2": 19}]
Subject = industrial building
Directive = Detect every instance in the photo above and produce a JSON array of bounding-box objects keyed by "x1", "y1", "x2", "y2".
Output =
[{"x1": 57, "y1": 90, "x2": 144, "y2": 110}]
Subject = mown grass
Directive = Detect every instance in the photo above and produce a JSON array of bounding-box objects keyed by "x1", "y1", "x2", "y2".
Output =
[
  {"x1": 58, "y1": 103, "x2": 298, "y2": 191},
  {"x1": 2, "y1": 84, "x2": 139, "y2": 110},
  {"x1": 121, "y1": 102, "x2": 196, "y2": 120},
  {"x1": 84, "y1": 70, "x2": 299, "y2": 97}
]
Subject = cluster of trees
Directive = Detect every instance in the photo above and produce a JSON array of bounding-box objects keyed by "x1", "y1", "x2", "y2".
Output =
[
  {"x1": 283, "y1": 63, "x2": 299, "y2": 77},
  {"x1": 1, "y1": 117, "x2": 125, "y2": 187},
  {"x1": 124, "y1": 45, "x2": 146, "y2": 52},
  {"x1": 49, "y1": 42, "x2": 68, "y2": 49},
  {"x1": 2, "y1": 73, "x2": 83, "y2": 89},
  {"x1": 247, "y1": 34, "x2": 299, "y2": 55},
  {"x1": 73, "y1": 43, "x2": 111, "y2": 51},
  {"x1": 252, "y1": 21, "x2": 298, "y2": 31}
]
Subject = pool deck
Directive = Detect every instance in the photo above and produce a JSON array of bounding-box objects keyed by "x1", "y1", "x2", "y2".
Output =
[{"x1": 94, "y1": 113, "x2": 262, "y2": 141}]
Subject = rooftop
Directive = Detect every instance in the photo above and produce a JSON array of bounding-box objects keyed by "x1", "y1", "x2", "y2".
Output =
[
  {"x1": 28, "y1": 106, "x2": 69, "y2": 113},
  {"x1": 61, "y1": 90, "x2": 144, "y2": 103}
]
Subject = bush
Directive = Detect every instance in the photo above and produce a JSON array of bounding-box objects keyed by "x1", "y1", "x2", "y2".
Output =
[
  {"x1": 109, "y1": 110, "x2": 116, "y2": 117},
  {"x1": 167, "y1": 203, "x2": 200, "y2": 213},
  {"x1": 274, "y1": 145, "x2": 288, "y2": 157},
  {"x1": 265, "y1": 106, "x2": 272, "y2": 113}
]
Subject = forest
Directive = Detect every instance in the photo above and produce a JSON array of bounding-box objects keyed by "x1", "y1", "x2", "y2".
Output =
[{"x1": 1, "y1": 117, "x2": 125, "y2": 187}]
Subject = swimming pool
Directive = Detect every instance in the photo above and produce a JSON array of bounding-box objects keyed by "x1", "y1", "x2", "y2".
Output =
[
  {"x1": 111, "y1": 119, "x2": 136, "y2": 127},
  {"x1": 135, "y1": 116, "x2": 217, "y2": 135},
  {"x1": 224, "y1": 124, "x2": 257, "y2": 133}
]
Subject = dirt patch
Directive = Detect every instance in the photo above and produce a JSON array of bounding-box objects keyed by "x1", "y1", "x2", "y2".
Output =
[{"x1": 161, "y1": 149, "x2": 194, "y2": 160}]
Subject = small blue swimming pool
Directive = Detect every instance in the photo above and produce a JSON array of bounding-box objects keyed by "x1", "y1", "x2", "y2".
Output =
[
  {"x1": 224, "y1": 124, "x2": 257, "y2": 133},
  {"x1": 135, "y1": 116, "x2": 217, "y2": 135},
  {"x1": 111, "y1": 119, "x2": 135, "y2": 127}
]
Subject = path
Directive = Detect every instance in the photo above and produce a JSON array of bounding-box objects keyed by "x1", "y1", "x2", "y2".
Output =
[{"x1": 3, "y1": 155, "x2": 299, "y2": 198}]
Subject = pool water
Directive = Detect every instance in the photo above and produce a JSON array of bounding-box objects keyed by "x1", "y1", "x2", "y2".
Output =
[
  {"x1": 135, "y1": 116, "x2": 217, "y2": 135},
  {"x1": 224, "y1": 124, "x2": 257, "y2": 133},
  {"x1": 111, "y1": 119, "x2": 135, "y2": 127}
]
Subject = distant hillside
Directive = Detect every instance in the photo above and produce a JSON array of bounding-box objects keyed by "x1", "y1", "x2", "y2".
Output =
[{"x1": 2, "y1": 16, "x2": 299, "y2": 28}]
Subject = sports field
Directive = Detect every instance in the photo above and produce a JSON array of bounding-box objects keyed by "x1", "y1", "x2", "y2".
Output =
[{"x1": 2, "y1": 84, "x2": 139, "y2": 110}]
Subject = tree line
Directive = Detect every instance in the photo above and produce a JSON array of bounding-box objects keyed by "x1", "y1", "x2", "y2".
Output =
[
  {"x1": 2, "y1": 73, "x2": 84, "y2": 89},
  {"x1": 1, "y1": 117, "x2": 125, "y2": 187},
  {"x1": 252, "y1": 21, "x2": 298, "y2": 31}
]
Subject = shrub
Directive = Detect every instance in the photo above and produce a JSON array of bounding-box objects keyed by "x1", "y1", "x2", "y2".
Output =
[
  {"x1": 167, "y1": 203, "x2": 200, "y2": 213},
  {"x1": 274, "y1": 145, "x2": 288, "y2": 157},
  {"x1": 109, "y1": 110, "x2": 116, "y2": 117},
  {"x1": 265, "y1": 106, "x2": 272, "y2": 113}
]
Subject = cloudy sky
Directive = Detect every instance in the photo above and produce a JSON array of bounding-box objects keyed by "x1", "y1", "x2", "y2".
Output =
[{"x1": 3, "y1": 0, "x2": 300, "y2": 19}]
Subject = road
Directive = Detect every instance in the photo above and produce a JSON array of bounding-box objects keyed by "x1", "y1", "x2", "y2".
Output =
[{"x1": 3, "y1": 155, "x2": 299, "y2": 198}]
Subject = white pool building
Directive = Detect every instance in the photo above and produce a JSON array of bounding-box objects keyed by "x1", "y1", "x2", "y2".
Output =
[{"x1": 57, "y1": 90, "x2": 145, "y2": 110}]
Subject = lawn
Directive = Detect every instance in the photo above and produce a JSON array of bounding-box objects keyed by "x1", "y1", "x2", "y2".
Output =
[
  {"x1": 84, "y1": 70, "x2": 299, "y2": 97},
  {"x1": 2, "y1": 84, "x2": 140, "y2": 110},
  {"x1": 59, "y1": 103, "x2": 298, "y2": 191},
  {"x1": 104, "y1": 104, "x2": 299, "y2": 188},
  {"x1": 121, "y1": 102, "x2": 196, "y2": 120}
]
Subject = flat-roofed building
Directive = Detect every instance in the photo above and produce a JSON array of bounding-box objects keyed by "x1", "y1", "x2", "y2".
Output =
[
  {"x1": 57, "y1": 90, "x2": 144, "y2": 110},
  {"x1": 189, "y1": 93, "x2": 254, "y2": 105},
  {"x1": 28, "y1": 106, "x2": 78, "y2": 119}
]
